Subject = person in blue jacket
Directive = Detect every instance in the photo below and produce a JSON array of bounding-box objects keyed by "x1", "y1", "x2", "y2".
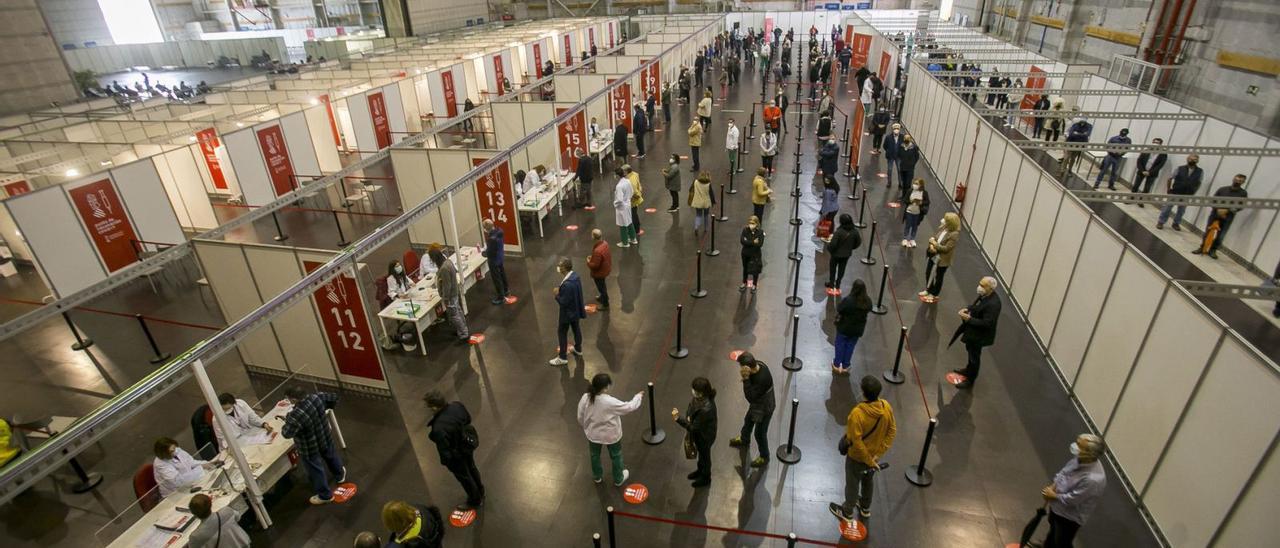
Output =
[
  {"x1": 631, "y1": 104, "x2": 648, "y2": 159},
  {"x1": 549, "y1": 257, "x2": 586, "y2": 366},
  {"x1": 482, "y1": 219, "x2": 508, "y2": 304}
]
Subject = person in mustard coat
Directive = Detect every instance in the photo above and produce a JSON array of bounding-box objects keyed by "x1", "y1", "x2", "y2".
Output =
[
  {"x1": 750, "y1": 167, "x2": 772, "y2": 220},
  {"x1": 688, "y1": 119, "x2": 704, "y2": 171}
]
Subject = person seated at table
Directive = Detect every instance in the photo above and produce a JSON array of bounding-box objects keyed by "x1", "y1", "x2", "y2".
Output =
[
  {"x1": 386, "y1": 260, "x2": 413, "y2": 300},
  {"x1": 0, "y1": 418, "x2": 19, "y2": 468},
  {"x1": 528, "y1": 165, "x2": 548, "y2": 192},
  {"x1": 589, "y1": 117, "x2": 600, "y2": 140},
  {"x1": 213, "y1": 392, "x2": 273, "y2": 447},
  {"x1": 187, "y1": 493, "x2": 250, "y2": 548},
  {"x1": 153, "y1": 436, "x2": 217, "y2": 497},
  {"x1": 417, "y1": 243, "x2": 444, "y2": 282}
]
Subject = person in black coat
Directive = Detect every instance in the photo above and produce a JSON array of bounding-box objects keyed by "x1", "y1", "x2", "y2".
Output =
[
  {"x1": 819, "y1": 138, "x2": 840, "y2": 176},
  {"x1": 896, "y1": 135, "x2": 920, "y2": 204},
  {"x1": 739, "y1": 216, "x2": 764, "y2": 291},
  {"x1": 1131, "y1": 138, "x2": 1167, "y2": 202},
  {"x1": 631, "y1": 105, "x2": 648, "y2": 158},
  {"x1": 729, "y1": 352, "x2": 776, "y2": 467},
  {"x1": 950, "y1": 277, "x2": 1002, "y2": 389},
  {"x1": 1032, "y1": 94, "x2": 1051, "y2": 138},
  {"x1": 574, "y1": 150, "x2": 594, "y2": 208},
  {"x1": 833, "y1": 279, "x2": 873, "y2": 374},
  {"x1": 824, "y1": 213, "x2": 860, "y2": 290},
  {"x1": 855, "y1": 66, "x2": 871, "y2": 95},
  {"x1": 870, "y1": 107, "x2": 891, "y2": 153},
  {"x1": 672, "y1": 377, "x2": 718, "y2": 487},
  {"x1": 549, "y1": 257, "x2": 586, "y2": 365},
  {"x1": 424, "y1": 393, "x2": 484, "y2": 511}
]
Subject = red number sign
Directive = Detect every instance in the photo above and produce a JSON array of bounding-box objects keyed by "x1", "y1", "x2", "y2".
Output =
[
  {"x1": 441, "y1": 70, "x2": 458, "y2": 117},
  {"x1": 764, "y1": 18, "x2": 774, "y2": 40},
  {"x1": 195, "y1": 128, "x2": 229, "y2": 190},
  {"x1": 852, "y1": 33, "x2": 872, "y2": 68},
  {"x1": 556, "y1": 108, "x2": 586, "y2": 171},
  {"x1": 533, "y1": 43, "x2": 544, "y2": 77},
  {"x1": 256, "y1": 124, "x2": 295, "y2": 197},
  {"x1": 367, "y1": 91, "x2": 391, "y2": 149},
  {"x1": 302, "y1": 260, "x2": 384, "y2": 382},
  {"x1": 879, "y1": 51, "x2": 892, "y2": 81},
  {"x1": 2, "y1": 180, "x2": 30, "y2": 197},
  {"x1": 845, "y1": 24, "x2": 853, "y2": 44},
  {"x1": 472, "y1": 158, "x2": 520, "y2": 247},
  {"x1": 492, "y1": 54, "x2": 506, "y2": 96},
  {"x1": 564, "y1": 35, "x2": 572, "y2": 65},
  {"x1": 68, "y1": 178, "x2": 139, "y2": 273},
  {"x1": 609, "y1": 80, "x2": 632, "y2": 132},
  {"x1": 643, "y1": 61, "x2": 661, "y2": 106}
]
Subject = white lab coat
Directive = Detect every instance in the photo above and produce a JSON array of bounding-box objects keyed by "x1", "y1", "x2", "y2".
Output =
[
  {"x1": 212, "y1": 399, "x2": 269, "y2": 448},
  {"x1": 861, "y1": 82, "x2": 875, "y2": 106},
  {"x1": 613, "y1": 178, "x2": 634, "y2": 227},
  {"x1": 386, "y1": 274, "x2": 413, "y2": 300},
  {"x1": 577, "y1": 392, "x2": 643, "y2": 445},
  {"x1": 725, "y1": 125, "x2": 740, "y2": 151},
  {"x1": 153, "y1": 447, "x2": 206, "y2": 498}
]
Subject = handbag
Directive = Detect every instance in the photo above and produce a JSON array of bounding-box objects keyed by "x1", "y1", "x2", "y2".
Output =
[
  {"x1": 683, "y1": 433, "x2": 698, "y2": 460},
  {"x1": 837, "y1": 411, "x2": 882, "y2": 455}
]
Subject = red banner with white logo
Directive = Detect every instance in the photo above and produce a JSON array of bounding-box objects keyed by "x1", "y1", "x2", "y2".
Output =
[
  {"x1": 256, "y1": 124, "x2": 295, "y2": 197},
  {"x1": 609, "y1": 80, "x2": 632, "y2": 132},
  {"x1": 852, "y1": 33, "x2": 871, "y2": 68},
  {"x1": 68, "y1": 178, "x2": 138, "y2": 273},
  {"x1": 367, "y1": 91, "x2": 391, "y2": 148},
  {"x1": 533, "y1": 43, "x2": 544, "y2": 77},
  {"x1": 3, "y1": 180, "x2": 30, "y2": 197},
  {"x1": 643, "y1": 61, "x2": 661, "y2": 106},
  {"x1": 845, "y1": 24, "x2": 853, "y2": 44},
  {"x1": 303, "y1": 260, "x2": 385, "y2": 382},
  {"x1": 564, "y1": 35, "x2": 572, "y2": 65},
  {"x1": 441, "y1": 70, "x2": 458, "y2": 117},
  {"x1": 195, "y1": 128, "x2": 229, "y2": 190},
  {"x1": 473, "y1": 158, "x2": 520, "y2": 248},
  {"x1": 1022, "y1": 66, "x2": 1047, "y2": 124},
  {"x1": 556, "y1": 107, "x2": 587, "y2": 172},
  {"x1": 493, "y1": 55, "x2": 506, "y2": 96}
]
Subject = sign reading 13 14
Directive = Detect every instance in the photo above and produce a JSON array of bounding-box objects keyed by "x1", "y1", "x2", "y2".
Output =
[{"x1": 472, "y1": 157, "x2": 521, "y2": 248}]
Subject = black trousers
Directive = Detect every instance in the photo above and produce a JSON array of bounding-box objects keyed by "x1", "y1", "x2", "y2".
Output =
[
  {"x1": 669, "y1": 189, "x2": 679, "y2": 210},
  {"x1": 693, "y1": 440, "x2": 713, "y2": 481},
  {"x1": 927, "y1": 264, "x2": 948, "y2": 296},
  {"x1": 557, "y1": 320, "x2": 582, "y2": 358},
  {"x1": 631, "y1": 205, "x2": 641, "y2": 231},
  {"x1": 738, "y1": 411, "x2": 772, "y2": 456},
  {"x1": 1044, "y1": 511, "x2": 1081, "y2": 548},
  {"x1": 960, "y1": 341, "x2": 983, "y2": 382},
  {"x1": 691, "y1": 146, "x2": 701, "y2": 170},
  {"x1": 490, "y1": 263, "x2": 508, "y2": 297},
  {"x1": 1033, "y1": 118, "x2": 1045, "y2": 139},
  {"x1": 444, "y1": 454, "x2": 485, "y2": 505},
  {"x1": 635, "y1": 132, "x2": 646, "y2": 156},
  {"x1": 1133, "y1": 171, "x2": 1159, "y2": 194},
  {"x1": 593, "y1": 276, "x2": 609, "y2": 307},
  {"x1": 898, "y1": 170, "x2": 914, "y2": 203},
  {"x1": 753, "y1": 202, "x2": 765, "y2": 220},
  {"x1": 828, "y1": 255, "x2": 849, "y2": 287},
  {"x1": 871, "y1": 132, "x2": 884, "y2": 149},
  {"x1": 741, "y1": 256, "x2": 759, "y2": 285},
  {"x1": 762, "y1": 154, "x2": 775, "y2": 171}
]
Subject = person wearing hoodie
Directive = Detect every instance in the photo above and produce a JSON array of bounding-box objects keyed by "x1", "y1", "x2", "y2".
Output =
[
  {"x1": 672, "y1": 377, "x2": 718, "y2": 488},
  {"x1": 577, "y1": 373, "x2": 643, "y2": 486},
  {"x1": 829, "y1": 376, "x2": 896, "y2": 521},
  {"x1": 832, "y1": 279, "x2": 872, "y2": 374},
  {"x1": 825, "y1": 213, "x2": 861, "y2": 291},
  {"x1": 729, "y1": 352, "x2": 776, "y2": 467},
  {"x1": 380, "y1": 500, "x2": 445, "y2": 548}
]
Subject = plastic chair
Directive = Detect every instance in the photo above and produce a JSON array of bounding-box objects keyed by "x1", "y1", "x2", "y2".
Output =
[
  {"x1": 403, "y1": 250, "x2": 420, "y2": 278},
  {"x1": 133, "y1": 464, "x2": 160, "y2": 513},
  {"x1": 190, "y1": 405, "x2": 217, "y2": 460}
]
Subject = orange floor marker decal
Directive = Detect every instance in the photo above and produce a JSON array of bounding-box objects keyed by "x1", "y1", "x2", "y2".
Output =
[
  {"x1": 839, "y1": 518, "x2": 868, "y2": 541},
  {"x1": 623, "y1": 483, "x2": 649, "y2": 504},
  {"x1": 504, "y1": 295, "x2": 519, "y2": 304},
  {"x1": 946, "y1": 372, "x2": 967, "y2": 385},
  {"x1": 566, "y1": 225, "x2": 580, "y2": 231},
  {"x1": 728, "y1": 350, "x2": 744, "y2": 361},
  {"x1": 468, "y1": 334, "x2": 486, "y2": 344},
  {"x1": 449, "y1": 508, "x2": 477, "y2": 527},
  {"x1": 332, "y1": 483, "x2": 357, "y2": 503}
]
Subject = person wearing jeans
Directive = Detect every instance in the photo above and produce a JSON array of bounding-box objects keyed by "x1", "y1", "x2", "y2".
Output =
[
  {"x1": 429, "y1": 249, "x2": 469, "y2": 341},
  {"x1": 281, "y1": 388, "x2": 345, "y2": 505},
  {"x1": 1155, "y1": 156, "x2": 1203, "y2": 230},
  {"x1": 482, "y1": 220, "x2": 509, "y2": 304},
  {"x1": 1093, "y1": 128, "x2": 1131, "y2": 190},
  {"x1": 832, "y1": 280, "x2": 871, "y2": 374},
  {"x1": 729, "y1": 353, "x2": 775, "y2": 467},
  {"x1": 549, "y1": 258, "x2": 585, "y2": 366},
  {"x1": 577, "y1": 374, "x2": 642, "y2": 486},
  {"x1": 901, "y1": 179, "x2": 929, "y2": 247},
  {"x1": 690, "y1": 172, "x2": 714, "y2": 237}
]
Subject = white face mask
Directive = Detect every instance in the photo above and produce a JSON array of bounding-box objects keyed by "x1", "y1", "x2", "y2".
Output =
[
  {"x1": 670, "y1": 159, "x2": 677, "y2": 164},
  {"x1": 394, "y1": 264, "x2": 403, "y2": 274},
  {"x1": 913, "y1": 184, "x2": 922, "y2": 191},
  {"x1": 1069, "y1": 442, "x2": 1080, "y2": 456},
  {"x1": 893, "y1": 129, "x2": 900, "y2": 134},
  {"x1": 977, "y1": 285, "x2": 986, "y2": 296},
  {"x1": 691, "y1": 389, "x2": 699, "y2": 398}
]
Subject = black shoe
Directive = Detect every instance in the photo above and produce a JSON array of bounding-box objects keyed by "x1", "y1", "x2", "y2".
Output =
[
  {"x1": 1172, "y1": 225, "x2": 1182, "y2": 232},
  {"x1": 1191, "y1": 249, "x2": 1203, "y2": 255},
  {"x1": 828, "y1": 502, "x2": 854, "y2": 522},
  {"x1": 951, "y1": 368, "x2": 967, "y2": 375},
  {"x1": 691, "y1": 478, "x2": 711, "y2": 487},
  {"x1": 1208, "y1": 251, "x2": 1218, "y2": 259},
  {"x1": 687, "y1": 471, "x2": 700, "y2": 480},
  {"x1": 1108, "y1": 186, "x2": 1117, "y2": 191},
  {"x1": 954, "y1": 380, "x2": 973, "y2": 389},
  {"x1": 491, "y1": 298, "x2": 504, "y2": 305}
]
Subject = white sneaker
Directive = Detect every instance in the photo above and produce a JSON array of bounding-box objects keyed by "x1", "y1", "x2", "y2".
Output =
[
  {"x1": 901, "y1": 239, "x2": 909, "y2": 247},
  {"x1": 918, "y1": 290, "x2": 929, "y2": 297},
  {"x1": 548, "y1": 357, "x2": 568, "y2": 366},
  {"x1": 336, "y1": 466, "x2": 347, "y2": 483},
  {"x1": 908, "y1": 240, "x2": 917, "y2": 247},
  {"x1": 309, "y1": 495, "x2": 333, "y2": 505},
  {"x1": 615, "y1": 469, "x2": 630, "y2": 487},
  {"x1": 616, "y1": 242, "x2": 631, "y2": 248}
]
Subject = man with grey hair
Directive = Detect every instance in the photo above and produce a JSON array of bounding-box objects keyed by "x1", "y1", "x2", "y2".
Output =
[
  {"x1": 950, "y1": 276, "x2": 1001, "y2": 389},
  {"x1": 1041, "y1": 433, "x2": 1108, "y2": 547}
]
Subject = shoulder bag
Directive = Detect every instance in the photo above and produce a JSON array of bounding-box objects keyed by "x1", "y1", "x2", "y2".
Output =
[{"x1": 837, "y1": 410, "x2": 882, "y2": 455}]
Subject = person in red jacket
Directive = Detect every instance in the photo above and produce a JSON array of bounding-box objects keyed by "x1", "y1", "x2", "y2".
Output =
[{"x1": 586, "y1": 228, "x2": 612, "y2": 310}]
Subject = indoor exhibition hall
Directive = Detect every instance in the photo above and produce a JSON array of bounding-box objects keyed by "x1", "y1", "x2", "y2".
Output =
[{"x1": 0, "y1": 1, "x2": 1275, "y2": 547}]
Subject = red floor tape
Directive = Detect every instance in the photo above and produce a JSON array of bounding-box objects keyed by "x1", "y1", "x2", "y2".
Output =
[{"x1": 623, "y1": 483, "x2": 649, "y2": 504}]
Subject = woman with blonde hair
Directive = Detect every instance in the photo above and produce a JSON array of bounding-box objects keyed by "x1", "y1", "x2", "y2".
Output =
[
  {"x1": 380, "y1": 500, "x2": 445, "y2": 547},
  {"x1": 919, "y1": 212, "x2": 961, "y2": 304}
]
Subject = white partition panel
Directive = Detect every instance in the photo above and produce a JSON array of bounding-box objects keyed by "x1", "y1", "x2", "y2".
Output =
[
  {"x1": 110, "y1": 160, "x2": 184, "y2": 248},
  {"x1": 281, "y1": 111, "x2": 322, "y2": 178},
  {"x1": 982, "y1": 150, "x2": 1022, "y2": 255},
  {"x1": 1142, "y1": 334, "x2": 1279, "y2": 548},
  {"x1": 243, "y1": 245, "x2": 336, "y2": 381},
  {"x1": 1213, "y1": 442, "x2": 1280, "y2": 547},
  {"x1": 193, "y1": 240, "x2": 287, "y2": 373},
  {"x1": 995, "y1": 163, "x2": 1040, "y2": 273},
  {"x1": 491, "y1": 102, "x2": 526, "y2": 148},
  {"x1": 346, "y1": 93, "x2": 377, "y2": 159},
  {"x1": 425, "y1": 149, "x2": 471, "y2": 245},
  {"x1": 1046, "y1": 222, "x2": 1125, "y2": 381},
  {"x1": 1105, "y1": 291, "x2": 1220, "y2": 489},
  {"x1": 223, "y1": 128, "x2": 273, "y2": 206},
  {"x1": 389, "y1": 149, "x2": 441, "y2": 247},
  {"x1": 4, "y1": 187, "x2": 105, "y2": 296},
  {"x1": 962, "y1": 126, "x2": 995, "y2": 220},
  {"x1": 969, "y1": 137, "x2": 1008, "y2": 242},
  {"x1": 1027, "y1": 201, "x2": 1089, "y2": 337},
  {"x1": 303, "y1": 105, "x2": 342, "y2": 172}
]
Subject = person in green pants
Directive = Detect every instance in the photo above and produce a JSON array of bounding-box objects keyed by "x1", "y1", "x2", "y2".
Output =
[{"x1": 576, "y1": 374, "x2": 643, "y2": 486}]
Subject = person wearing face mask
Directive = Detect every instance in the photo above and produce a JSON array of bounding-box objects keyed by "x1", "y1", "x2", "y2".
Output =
[
  {"x1": 919, "y1": 213, "x2": 962, "y2": 303},
  {"x1": 949, "y1": 276, "x2": 1002, "y2": 389},
  {"x1": 902, "y1": 178, "x2": 930, "y2": 247},
  {"x1": 688, "y1": 118, "x2": 703, "y2": 171},
  {"x1": 1040, "y1": 434, "x2": 1107, "y2": 548},
  {"x1": 870, "y1": 107, "x2": 890, "y2": 154},
  {"x1": 751, "y1": 167, "x2": 772, "y2": 220},
  {"x1": 1155, "y1": 154, "x2": 1203, "y2": 231},
  {"x1": 1193, "y1": 174, "x2": 1248, "y2": 259},
  {"x1": 689, "y1": 172, "x2": 715, "y2": 237},
  {"x1": 548, "y1": 257, "x2": 586, "y2": 366},
  {"x1": 1061, "y1": 110, "x2": 1093, "y2": 176},
  {"x1": 1131, "y1": 138, "x2": 1167, "y2": 205},
  {"x1": 1093, "y1": 128, "x2": 1131, "y2": 190},
  {"x1": 896, "y1": 135, "x2": 919, "y2": 205},
  {"x1": 729, "y1": 352, "x2": 775, "y2": 468},
  {"x1": 631, "y1": 104, "x2": 648, "y2": 159},
  {"x1": 726, "y1": 119, "x2": 741, "y2": 174},
  {"x1": 825, "y1": 214, "x2": 861, "y2": 292},
  {"x1": 151, "y1": 436, "x2": 216, "y2": 497},
  {"x1": 662, "y1": 154, "x2": 682, "y2": 212},
  {"x1": 883, "y1": 124, "x2": 904, "y2": 188},
  {"x1": 428, "y1": 249, "x2": 469, "y2": 342},
  {"x1": 1031, "y1": 93, "x2": 1051, "y2": 138},
  {"x1": 760, "y1": 129, "x2": 778, "y2": 174},
  {"x1": 819, "y1": 137, "x2": 840, "y2": 177},
  {"x1": 831, "y1": 280, "x2": 872, "y2": 373},
  {"x1": 739, "y1": 215, "x2": 765, "y2": 292},
  {"x1": 612, "y1": 167, "x2": 636, "y2": 247},
  {"x1": 829, "y1": 375, "x2": 896, "y2": 522},
  {"x1": 625, "y1": 165, "x2": 644, "y2": 237},
  {"x1": 213, "y1": 392, "x2": 271, "y2": 448},
  {"x1": 577, "y1": 374, "x2": 643, "y2": 486},
  {"x1": 383, "y1": 260, "x2": 413, "y2": 307},
  {"x1": 672, "y1": 377, "x2": 718, "y2": 488}
]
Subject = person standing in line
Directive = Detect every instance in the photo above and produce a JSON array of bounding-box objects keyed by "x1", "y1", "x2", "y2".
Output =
[
  {"x1": 626, "y1": 165, "x2": 643, "y2": 238},
  {"x1": 574, "y1": 150, "x2": 594, "y2": 209},
  {"x1": 750, "y1": 167, "x2": 772, "y2": 220},
  {"x1": 688, "y1": 118, "x2": 704, "y2": 172},
  {"x1": 663, "y1": 154, "x2": 682, "y2": 212},
  {"x1": 646, "y1": 93, "x2": 656, "y2": 129},
  {"x1": 378, "y1": 501, "x2": 445, "y2": 548},
  {"x1": 481, "y1": 220, "x2": 509, "y2": 304},
  {"x1": 818, "y1": 175, "x2": 839, "y2": 239},
  {"x1": 186, "y1": 494, "x2": 251, "y2": 548},
  {"x1": 1061, "y1": 111, "x2": 1093, "y2": 176},
  {"x1": 549, "y1": 257, "x2": 586, "y2": 366},
  {"x1": 661, "y1": 84, "x2": 673, "y2": 126},
  {"x1": 1093, "y1": 128, "x2": 1131, "y2": 190},
  {"x1": 760, "y1": 128, "x2": 778, "y2": 174},
  {"x1": 1045, "y1": 99, "x2": 1065, "y2": 142},
  {"x1": 777, "y1": 91, "x2": 790, "y2": 134},
  {"x1": 867, "y1": 73, "x2": 883, "y2": 112},
  {"x1": 870, "y1": 106, "x2": 890, "y2": 154},
  {"x1": 829, "y1": 375, "x2": 896, "y2": 521},
  {"x1": 763, "y1": 100, "x2": 782, "y2": 134},
  {"x1": 1131, "y1": 138, "x2": 1167, "y2": 206},
  {"x1": 859, "y1": 72, "x2": 875, "y2": 115},
  {"x1": 759, "y1": 41, "x2": 771, "y2": 75},
  {"x1": 690, "y1": 171, "x2": 715, "y2": 238},
  {"x1": 816, "y1": 111, "x2": 834, "y2": 143},
  {"x1": 423, "y1": 392, "x2": 484, "y2": 511},
  {"x1": 428, "y1": 249, "x2": 469, "y2": 342},
  {"x1": 586, "y1": 229, "x2": 612, "y2": 310},
  {"x1": 281, "y1": 387, "x2": 346, "y2": 505},
  {"x1": 613, "y1": 167, "x2": 637, "y2": 247},
  {"x1": 694, "y1": 51, "x2": 705, "y2": 87},
  {"x1": 919, "y1": 212, "x2": 961, "y2": 303},
  {"x1": 950, "y1": 276, "x2": 1002, "y2": 389},
  {"x1": 832, "y1": 279, "x2": 872, "y2": 374},
  {"x1": 825, "y1": 213, "x2": 860, "y2": 291},
  {"x1": 1041, "y1": 434, "x2": 1108, "y2": 548},
  {"x1": 631, "y1": 104, "x2": 648, "y2": 159},
  {"x1": 718, "y1": 68, "x2": 729, "y2": 100},
  {"x1": 697, "y1": 90, "x2": 713, "y2": 130},
  {"x1": 883, "y1": 123, "x2": 903, "y2": 189},
  {"x1": 1004, "y1": 79, "x2": 1024, "y2": 128},
  {"x1": 817, "y1": 89, "x2": 833, "y2": 119},
  {"x1": 1155, "y1": 154, "x2": 1203, "y2": 231},
  {"x1": 613, "y1": 120, "x2": 630, "y2": 159},
  {"x1": 577, "y1": 373, "x2": 643, "y2": 486},
  {"x1": 819, "y1": 137, "x2": 840, "y2": 177},
  {"x1": 729, "y1": 352, "x2": 776, "y2": 468},
  {"x1": 672, "y1": 377, "x2": 718, "y2": 488},
  {"x1": 1032, "y1": 93, "x2": 1051, "y2": 139},
  {"x1": 726, "y1": 118, "x2": 741, "y2": 174},
  {"x1": 739, "y1": 215, "x2": 765, "y2": 292},
  {"x1": 901, "y1": 178, "x2": 930, "y2": 247},
  {"x1": 1192, "y1": 173, "x2": 1248, "y2": 259},
  {"x1": 896, "y1": 135, "x2": 920, "y2": 205}
]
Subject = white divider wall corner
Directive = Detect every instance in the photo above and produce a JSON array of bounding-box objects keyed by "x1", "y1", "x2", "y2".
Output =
[
  {"x1": 2, "y1": 186, "x2": 105, "y2": 296},
  {"x1": 192, "y1": 239, "x2": 289, "y2": 374},
  {"x1": 241, "y1": 244, "x2": 338, "y2": 382}
]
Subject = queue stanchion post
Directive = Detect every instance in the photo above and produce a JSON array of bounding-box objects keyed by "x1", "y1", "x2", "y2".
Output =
[
  {"x1": 716, "y1": 184, "x2": 728, "y2": 222},
  {"x1": 747, "y1": 108, "x2": 757, "y2": 140},
  {"x1": 707, "y1": 212, "x2": 721, "y2": 256},
  {"x1": 791, "y1": 129, "x2": 803, "y2": 176},
  {"x1": 906, "y1": 418, "x2": 938, "y2": 487},
  {"x1": 669, "y1": 304, "x2": 690, "y2": 358},
  {"x1": 786, "y1": 533, "x2": 798, "y2": 548},
  {"x1": 785, "y1": 256, "x2": 803, "y2": 307},
  {"x1": 607, "y1": 506, "x2": 617, "y2": 547},
  {"x1": 593, "y1": 533, "x2": 602, "y2": 548},
  {"x1": 728, "y1": 164, "x2": 738, "y2": 194},
  {"x1": 840, "y1": 114, "x2": 851, "y2": 158},
  {"x1": 775, "y1": 398, "x2": 802, "y2": 464},
  {"x1": 271, "y1": 211, "x2": 289, "y2": 242},
  {"x1": 62, "y1": 312, "x2": 94, "y2": 351},
  {"x1": 872, "y1": 264, "x2": 890, "y2": 315},
  {"x1": 332, "y1": 210, "x2": 350, "y2": 247},
  {"x1": 135, "y1": 314, "x2": 171, "y2": 364},
  {"x1": 782, "y1": 314, "x2": 803, "y2": 371},
  {"x1": 860, "y1": 221, "x2": 878, "y2": 265},
  {"x1": 854, "y1": 188, "x2": 868, "y2": 228},
  {"x1": 884, "y1": 326, "x2": 907, "y2": 384},
  {"x1": 691, "y1": 250, "x2": 708, "y2": 298},
  {"x1": 847, "y1": 171, "x2": 861, "y2": 201},
  {"x1": 338, "y1": 178, "x2": 353, "y2": 208},
  {"x1": 788, "y1": 217, "x2": 801, "y2": 261},
  {"x1": 67, "y1": 457, "x2": 103, "y2": 493},
  {"x1": 789, "y1": 174, "x2": 802, "y2": 227},
  {"x1": 642, "y1": 382, "x2": 666, "y2": 444}
]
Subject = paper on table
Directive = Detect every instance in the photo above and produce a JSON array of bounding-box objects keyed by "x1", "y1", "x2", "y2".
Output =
[
  {"x1": 133, "y1": 527, "x2": 180, "y2": 548},
  {"x1": 241, "y1": 430, "x2": 273, "y2": 446}
]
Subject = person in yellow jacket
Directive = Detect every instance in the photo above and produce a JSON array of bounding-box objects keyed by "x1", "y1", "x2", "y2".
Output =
[
  {"x1": 625, "y1": 165, "x2": 643, "y2": 238},
  {"x1": 750, "y1": 167, "x2": 772, "y2": 220},
  {"x1": 688, "y1": 119, "x2": 703, "y2": 171},
  {"x1": 830, "y1": 376, "x2": 896, "y2": 521},
  {"x1": 0, "y1": 418, "x2": 20, "y2": 468}
]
